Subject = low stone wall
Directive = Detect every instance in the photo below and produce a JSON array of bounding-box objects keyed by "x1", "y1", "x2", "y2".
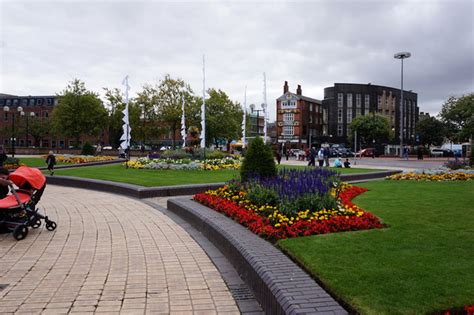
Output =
[{"x1": 168, "y1": 198, "x2": 348, "y2": 314}]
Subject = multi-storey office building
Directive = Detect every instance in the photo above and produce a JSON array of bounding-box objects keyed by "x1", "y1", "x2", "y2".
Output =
[
  {"x1": 276, "y1": 82, "x2": 327, "y2": 149},
  {"x1": 322, "y1": 83, "x2": 418, "y2": 145}
]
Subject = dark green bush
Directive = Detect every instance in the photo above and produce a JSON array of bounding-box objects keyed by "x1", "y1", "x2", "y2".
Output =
[
  {"x1": 240, "y1": 137, "x2": 277, "y2": 182},
  {"x1": 161, "y1": 149, "x2": 191, "y2": 160},
  {"x1": 470, "y1": 145, "x2": 473, "y2": 167},
  {"x1": 205, "y1": 150, "x2": 225, "y2": 160},
  {"x1": 246, "y1": 183, "x2": 279, "y2": 208},
  {"x1": 81, "y1": 142, "x2": 95, "y2": 155}
]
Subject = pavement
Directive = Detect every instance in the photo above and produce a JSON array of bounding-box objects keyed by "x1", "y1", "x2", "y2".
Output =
[
  {"x1": 0, "y1": 186, "x2": 239, "y2": 314},
  {"x1": 278, "y1": 156, "x2": 451, "y2": 172}
]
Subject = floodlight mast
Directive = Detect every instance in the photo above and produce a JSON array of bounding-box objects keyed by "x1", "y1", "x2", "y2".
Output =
[{"x1": 394, "y1": 51, "x2": 411, "y2": 158}]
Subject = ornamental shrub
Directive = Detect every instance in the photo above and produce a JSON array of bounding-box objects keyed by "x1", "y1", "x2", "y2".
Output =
[
  {"x1": 246, "y1": 183, "x2": 279, "y2": 207},
  {"x1": 470, "y1": 145, "x2": 474, "y2": 167},
  {"x1": 161, "y1": 149, "x2": 191, "y2": 160},
  {"x1": 240, "y1": 136, "x2": 277, "y2": 182},
  {"x1": 81, "y1": 142, "x2": 95, "y2": 155}
]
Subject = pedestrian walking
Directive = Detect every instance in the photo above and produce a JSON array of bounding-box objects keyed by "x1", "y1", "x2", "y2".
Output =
[
  {"x1": 317, "y1": 148, "x2": 324, "y2": 167},
  {"x1": 45, "y1": 151, "x2": 56, "y2": 176},
  {"x1": 307, "y1": 147, "x2": 316, "y2": 167},
  {"x1": 417, "y1": 145, "x2": 423, "y2": 160},
  {"x1": 0, "y1": 145, "x2": 7, "y2": 167},
  {"x1": 275, "y1": 150, "x2": 282, "y2": 165},
  {"x1": 96, "y1": 143, "x2": 102, "y2": 156},
  {"x1": 323, "y1": 146, "x2": 330, "y2": 167}
]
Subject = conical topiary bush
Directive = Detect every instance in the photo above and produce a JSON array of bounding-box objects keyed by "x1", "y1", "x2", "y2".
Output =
[{"x1": 240, "y1": 136, "x2": 277, "y2": 182}]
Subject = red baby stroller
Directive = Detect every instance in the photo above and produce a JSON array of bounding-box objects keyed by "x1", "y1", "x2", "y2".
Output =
[{"x1": 0, "y1": 166, "x2": 57, "y2": 240}]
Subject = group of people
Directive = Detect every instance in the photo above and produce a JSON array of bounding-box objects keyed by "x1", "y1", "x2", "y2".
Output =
[{"x1": 307, "y1": 147, "x2": 351, "y2": 168}]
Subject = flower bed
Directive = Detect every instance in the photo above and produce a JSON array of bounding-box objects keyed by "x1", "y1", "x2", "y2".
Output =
[
  {"x1": 54, "y1": 155, "x2": 117, "y2": 164},
  {"x1": 193, "y1": 169, "x2": 383, "y2": 241},
  {"x1": 125, "y1": 157, "x2": 241, "y2": 170},
  {"x1": 387, "y1": 169, "x2": 474, "y2": 181}
]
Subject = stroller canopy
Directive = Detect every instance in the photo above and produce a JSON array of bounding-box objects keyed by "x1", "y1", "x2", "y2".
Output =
[{"x1": 9, "y1": 166, "x2": 46, "y2": 190}]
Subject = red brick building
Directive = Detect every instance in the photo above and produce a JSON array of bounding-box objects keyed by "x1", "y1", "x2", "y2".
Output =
[{"x1": 276, "y1": 82, "x2": 327, "y2": 149}]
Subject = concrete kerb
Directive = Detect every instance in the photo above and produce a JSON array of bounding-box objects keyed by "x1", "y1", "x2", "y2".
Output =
[{"x1": 45, "y1": 169, "x2": 402, "y2": 314}]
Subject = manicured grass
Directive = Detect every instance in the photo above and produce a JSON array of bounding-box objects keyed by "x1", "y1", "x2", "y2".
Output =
[
  {"x1": 19, "y1": 157, "x2": 66, "y2": 167},
  {"x1": 51, "y1": 164, "x2": 239, "y2": 186},
  {"x1": 50, "y1": 164, "x2": 381, "y2": 186},
  {"x1": 278, "y1": 180, "x2": 474, "y2": 314},
  {"x1": 279, "y1": 165, "x2": 382, "y2": 174}
]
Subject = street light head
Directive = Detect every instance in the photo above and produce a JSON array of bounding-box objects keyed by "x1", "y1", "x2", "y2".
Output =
[
  {"x1": 17, "y1": 106, "x2": 23, "y2": 112},
  {"x1": 20, "y1": 111, "x2": 25, "y2": 116},
  {"x1": 3, "y1": 106, "x2": 9, "y2": 112},
  {"x1": 249, "y1": 104, "x2": 255, "y2": 112},
  {"x1": 30, "y1": 112, "x2": 35, "y2": 117},
  {"x1": 394, "y1": 52, "x2": 411, "y2": 59}
]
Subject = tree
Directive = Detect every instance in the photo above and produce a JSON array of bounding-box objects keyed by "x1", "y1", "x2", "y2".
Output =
[
  {"x1": 439, "y1": 93, "x2": 474, "y2": 142},
  {"x1": 28, "y1": 117, "x2": 51, "y2": 147},
  {"x1": 52, "y1": 79, "x2": 108, "y2": 146},
  {"x1": 204, "y1": 88, "x2": 243, "y2": 148},
  {"x1": 416, "y1": 117, "x2": 446, "y2": 147},
  {"x1": 240, "y1": 136, "x2": 276, "y2": 182},
  {"x1": 155, "y1": 74, "x2": 197, "y2": 148},
  {"x1": 103, "y1": 87, "x2": 126, "y2": 148},
  {"x1": 348, "y1": 114, "x2": 392, "y2": 146}
]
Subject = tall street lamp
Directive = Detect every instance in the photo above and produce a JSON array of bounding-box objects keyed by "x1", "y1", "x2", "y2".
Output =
[
  {"x1": 20, "y1": 111, "x2": 36, "y2": 147},
  {"x1": 394, "y1": 51, "x2": 411, "y2": 158},
  {"x1": 3, "y1": 105, "x2": 24, "y2": 157}
]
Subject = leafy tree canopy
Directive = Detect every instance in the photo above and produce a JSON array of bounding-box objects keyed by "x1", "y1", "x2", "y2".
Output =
[
  {"x1": 53, "y1": 79, "x2": 107, "y2": 145},
  {"x1": 348, "y1": 114, "x2": 393, "y2": 145},
  {"x1": 205, "y1": 88, "x2": 243, "y2": 147},
  {"x1": 439, "y1": 93, "x2": 474, "y2": 142},
  {"x1": 416, "y1": 117, "x2": 446, "y2": 147}
]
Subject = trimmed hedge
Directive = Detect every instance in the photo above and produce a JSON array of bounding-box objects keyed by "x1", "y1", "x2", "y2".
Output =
[{"x1": 240, "y1": 137, "x2": 277, "y2": 182}]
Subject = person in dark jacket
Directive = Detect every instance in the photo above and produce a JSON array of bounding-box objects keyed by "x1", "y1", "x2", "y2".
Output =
[
  {"x1": 46, "y1": 151, "x2": 56, "y2": 175},
  {"x1": 0, "y1": 167, "x2": 12, "y2": 199},
  {"x1": 0, "y1": 145, "x2": 7, "y2": 167}
]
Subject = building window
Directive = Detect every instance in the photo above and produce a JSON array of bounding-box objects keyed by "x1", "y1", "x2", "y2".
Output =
[
  {"x1": 283, "y1": 126, "x2": 294, "y2": 136},
  {"x1": 337, "y1": 93, "x2": 343, "y2": 108},
  {"x1": 0, "y1": 99, "x2": 4, "y2": 106},
  {"x1": 309, "y1": 115, "x2": 313, "y2": 123},
  {"x1": 337, "y1": 108, "x2": 343, "y2": 123},
  {"x1": 356, "y1": 94, "x2": 361, "y2": 108},
  {"x1": 347, "y1": 94, "x2": 352, "y2": 107},
  {"x1": 310, "y1": 104, "x2": 313, "y2": 112},
  {"x1": 282, "y1": 100, "x2": 296, "y2": 109},
  {"x1": 54, "y1": 99, "x2": 59, "y2": 106},
  {"x1": 47, "y1": 99, "x2": 53, "y2": 106},
  {"x1": 364, "y1": 95, "x2": 370, "y2": 111},
  {"x1": 283, "y1": 112, "x2": 294, "y2": 122},
  {"x1": 21, "y1": 99, "x2": 27, "y2": 106},
  {"x1": 6, "y1": 99, "x2": 11, "y2": 106},
  {"x1": 13, "y1": 99, "x2": 19, "y2": 106},
  {"x1": 347, "y1": 108, "x2": 352, "y2": 123},
  {"x1": 356, "y1": 108, "x2": 361, "y2": 117},
  {"x1": 303, "y1": 125, "x2": 307, "y2": 135},
  {"x1": 377, "y1": 95, "x2": 381, "y2": 108},
  {"x1": 43, "y1": 112, "x2": 49, "y2": 118},
  {"x1": 29, "y1": 99, "x2": 35, "y2": 106},
  {"x1": 37, "y1": 99, "x2": 43, "y2": 105},
  {"x1": 337, "y1": 124, "x2": 343, "y2": 136}
]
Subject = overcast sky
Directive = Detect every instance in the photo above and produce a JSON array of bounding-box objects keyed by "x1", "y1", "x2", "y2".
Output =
[{"x1": 1, "y1": 0, "x2": 473, "y2": 121}]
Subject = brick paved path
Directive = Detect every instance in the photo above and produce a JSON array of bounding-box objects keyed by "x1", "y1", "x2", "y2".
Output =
[{"x1": 0, "y1": 186, "x2": 239, "y2": 314}]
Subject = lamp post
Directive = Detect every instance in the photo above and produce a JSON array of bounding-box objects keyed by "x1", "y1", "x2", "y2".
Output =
[
  {"x1": 394, "y1": 51, "x2": 411, "y2": 158},
  {"x1": 20, "y1": 111, "x2": 35, "y2": 148},
  {"x1": 3, "y1": 105, "x2": 24, "y2": 157}
]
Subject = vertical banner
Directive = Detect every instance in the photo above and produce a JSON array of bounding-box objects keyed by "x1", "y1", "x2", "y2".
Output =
[
  {"x1": 242, "y1": 86, "x2": 247, "y2": 149},
  {"x1": 120, "y1": 75, "x2": 131, "y2": 150},
  {"x1": 181, "y1": 95, "x2": 186, "y2": 148},
  {"x1": 263, "y1": 72, "x2": 268, "y2": 143},
  {"x1": 200, "y1": 55, "x2": 206, "y2": 148}
]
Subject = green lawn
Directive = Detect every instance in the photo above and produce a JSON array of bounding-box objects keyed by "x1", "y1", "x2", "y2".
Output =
[
  {"x1": 278, "y1": 180, "x2": 474, "y2": 314},
  {"x1": 50, "y1": 164, "x2": 380, "y2": 187},
  {"x1": 19, "y1": 157, "x2": 67, "y2": 167}
]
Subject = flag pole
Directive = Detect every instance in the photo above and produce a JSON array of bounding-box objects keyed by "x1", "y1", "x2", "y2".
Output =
[
  {"x1": 242, "y1": 86, "x2": 247, "y2": 149},
  {"x1": 263, "y1": 72, "x2": 268, "y2": 143},
  {"x1": 201, "y1": 54, "x2": 206, "y2": 158}
]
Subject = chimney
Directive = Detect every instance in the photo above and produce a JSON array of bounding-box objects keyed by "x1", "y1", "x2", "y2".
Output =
[
  {"x1": 296, "y1": 84, "x2": 302, "y2": 95},
  {"x1": 283, "y1": 81, "x2": 289, "y2": 93}
]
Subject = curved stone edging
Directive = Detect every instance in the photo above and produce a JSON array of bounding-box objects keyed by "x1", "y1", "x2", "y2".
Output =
[
  {"x1": 45, "y1": 169, "x2": 402, "y2": 198},
  {"x1": 37, "y1": 158, "x2": 124, "y2": 170},
  {"x1": 167, "y1": 197, "x2": 348, "y2": 315}
]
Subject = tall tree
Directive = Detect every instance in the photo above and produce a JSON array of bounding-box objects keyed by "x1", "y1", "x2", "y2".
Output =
[
  {"x1": 28, "y1": 117, "x2": 51, "y2": 147},
  {"x1": 204, "y1": 88, "x2": 243, "y2": 148},
  {"x1": 416, "y1": 117, "x2": 446, "y2": 147},
  {"x1": 52, "y1": 79, "x2": 107, "y2": 146},
  {"x1": 348, "y1": 114, "x2": 392, "y2": 146},
  {"x1": 156, "y1": 74, "x2": 196, "y2": 148},
  {"x1": 439, "y1": 93, "x2": 474, "y2": 142}
]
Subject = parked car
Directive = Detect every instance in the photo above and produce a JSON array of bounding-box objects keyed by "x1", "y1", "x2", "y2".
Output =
[
  {"x1": 430, "y1": 148, "x2": 445, "y2": 157},
  {"x1": 336, "y1": 148, "x2": 355, "y2": 157},
  {"x1": 355, "y1": 148, "x2": 376, "y2": 158}
]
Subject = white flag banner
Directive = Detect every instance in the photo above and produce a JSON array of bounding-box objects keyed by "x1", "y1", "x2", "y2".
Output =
[
  {"x1": 200, "y1": 55, "x2": 206, "y2": 148},
  {"x1": 242, "y1": 86, "x2": 247, "y2": 149},
  {"x1": 181, "y1": 95, "x2": 186, "y2": 148},
  {"x1": 120, "y1": 75, "x2": 131, "y2": 150},
  {"x1": 263, "y1": 72, "x2": 268, "y2": 143}
]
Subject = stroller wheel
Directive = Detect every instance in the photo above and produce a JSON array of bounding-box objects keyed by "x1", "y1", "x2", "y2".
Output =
[
  {"x1": 31, "y1": 219, "x2": 42, "y2": 229},
  {"x1": 13, "y1": 225, "x2": 29, "y2": 241},
  {"x1": 46, "y1": 221, "x2": 57, "y2": 231}
]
